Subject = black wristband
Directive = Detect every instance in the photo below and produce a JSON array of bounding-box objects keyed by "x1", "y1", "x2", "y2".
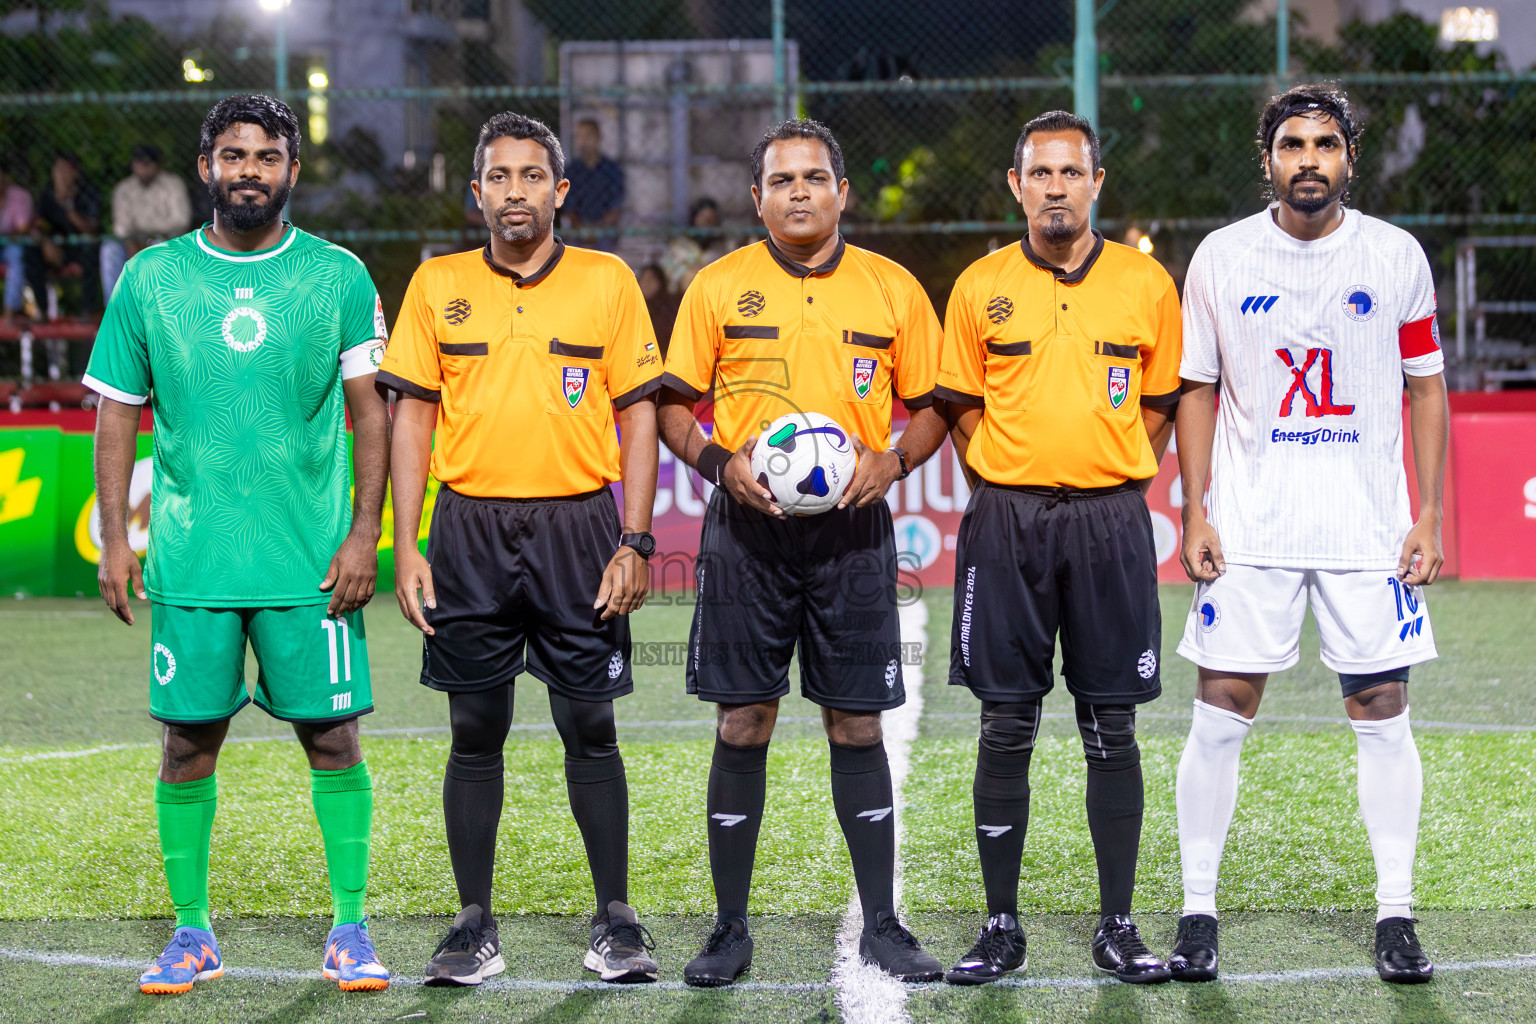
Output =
[{"x1": 695, "y1": 442, "x2": 733, "y2": 486}]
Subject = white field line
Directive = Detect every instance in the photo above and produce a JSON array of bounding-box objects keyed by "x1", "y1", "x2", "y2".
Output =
[
  {"x1": 2, "y1": 946, "x2": 1533, "y2": 993},
  {"x1": 830, "y1": 599, "x2": 927, "y2": 1024},
  {"x1": 925, "y1": 711, "x2": 1536, "y2": 733}
]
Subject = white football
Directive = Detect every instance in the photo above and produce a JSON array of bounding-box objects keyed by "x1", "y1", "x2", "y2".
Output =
[{"x1": 750, "y1": 411, "x2": 857, "y2": 515}]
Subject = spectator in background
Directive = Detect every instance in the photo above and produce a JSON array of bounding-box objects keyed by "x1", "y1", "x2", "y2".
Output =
[
  {"x1": 102, "y1": 144, "x2": 191, "y2": 301},
  {"x1": 563, "y1": 118, "x2": 624, "y2": 250},
  {"x1": 0, "y1": 161, "x2": 33, "y2": 320},
  {"x1": 662, "y1": 196, "x2": 737, "y2": 294},
  {"x1": 31, "y1": 151, "x2": 104, "y2": 314},
  {"x1": 638, "y1": 262, "x2": 677, "y2": 357}
]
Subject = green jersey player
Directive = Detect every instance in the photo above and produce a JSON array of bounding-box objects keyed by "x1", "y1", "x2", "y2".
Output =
[{"x1": 85, "y1": 95, "x2": 392, "y2": 995}]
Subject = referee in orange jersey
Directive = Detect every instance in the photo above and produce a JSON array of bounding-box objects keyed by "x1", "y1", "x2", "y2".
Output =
[
  {"x1": 936, "y1": 111, "x2": 1181, "y2": 986},
  {"x1": 658, "y1": 119, "x2": 948, "y2": 986},
  {"x1": 378, "y1": 113, "x2": 662, "y2": 986}
]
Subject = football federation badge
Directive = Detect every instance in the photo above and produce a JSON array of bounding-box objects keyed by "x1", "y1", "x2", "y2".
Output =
[
  {"x1": 563, "y1": 366, "x2": 589, "y2": 408},
  {"x1": 852, "y1": 357, "x2": 876, "y2": 400},
  {"x1": 1107, "y1": 365, "x2": 1130, "y2": 409}
]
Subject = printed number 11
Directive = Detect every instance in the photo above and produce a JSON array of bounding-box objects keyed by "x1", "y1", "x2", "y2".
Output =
[{"x1": 321, "y1": 617, "x2": 353, "y2": 687}]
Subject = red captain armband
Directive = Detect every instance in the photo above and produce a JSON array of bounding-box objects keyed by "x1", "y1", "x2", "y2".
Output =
[{"x1": 1399, "y1": 314, "x2": 1441, "y2": 359}]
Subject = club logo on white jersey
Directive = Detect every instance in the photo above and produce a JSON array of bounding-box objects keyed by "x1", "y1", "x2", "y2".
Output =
[
  {"x1": 607, "y1": 651, "x2": 624, "y2": 680},
  {"x1": 977, "y1": 824, "x2": 1013, "y2": 838},
  {"x1": 222, "y1": 307, "x2": 267, "y2": 352},
  {"x1": 711, "y1": 813, "x2": 748, "y2": 828},
  {"x1": 1240, "y1": 295, "x2": 1279, "y2": 314},
  {"x1": 1136, "y1": 649, "x2": 1157, "y2": 679},
  {"x1": 857, "y1": 807, "x2": 893, "y2": 822},
  {"x1": 884, "y1": 658, "x2": 899, "y2": 689},
  {"x1": 1341, "y1": 285, "x2": 1378, "y2": 322},
  {"x1": 1197, "y1": 597, "x2": 1221, "y2": 633},
  {"x1": 152, "y1": 642, "x2": 176, "y2": 685}
]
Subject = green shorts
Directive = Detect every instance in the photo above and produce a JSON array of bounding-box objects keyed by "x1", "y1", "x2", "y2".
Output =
[{"x1": 148, "y1": 603, "x2": 373, "y2": 725}]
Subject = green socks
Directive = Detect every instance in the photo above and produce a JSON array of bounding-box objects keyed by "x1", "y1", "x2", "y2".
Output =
[
  {"x1": 310, "y1": 761, "x2": 374, "y2": 926},
  {"x1": 155, "y1": 774, "x2": 218, "y2": 931}
]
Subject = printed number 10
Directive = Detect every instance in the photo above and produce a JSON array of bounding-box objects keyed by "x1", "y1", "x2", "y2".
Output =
[{"x1": 321, "y1": 617, "x2": 353, "y2": 687}]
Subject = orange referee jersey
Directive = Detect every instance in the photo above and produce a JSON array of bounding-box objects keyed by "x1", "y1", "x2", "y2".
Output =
[
  {"x1": 936, "y1": 232, "x2": 1181, "y2": 488},
  {"x1": 376, "y1": 239, "x2": 662, "y2": 498},
  {"x1": 662, "y1": 236, "x2": 941, "y2": 452}
]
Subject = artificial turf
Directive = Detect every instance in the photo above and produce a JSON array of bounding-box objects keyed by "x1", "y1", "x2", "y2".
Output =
[{"x1": 1, "y1": 582, "x2": 1534, "y2": 1023}]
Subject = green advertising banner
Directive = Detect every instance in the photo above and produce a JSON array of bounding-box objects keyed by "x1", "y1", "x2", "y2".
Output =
[{"x1": 0, "y1": 427, "x2": 434, "y2": 599}]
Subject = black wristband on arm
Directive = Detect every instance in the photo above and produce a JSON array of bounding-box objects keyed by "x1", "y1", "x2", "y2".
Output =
[{"x1": 695, "y1": 442, "x2": 734, "y2": 486}]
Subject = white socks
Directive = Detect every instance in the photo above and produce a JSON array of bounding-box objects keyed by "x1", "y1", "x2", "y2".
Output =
[
  {"x1": 1350, "y1": 707, "x2": 1422, "y2": 922},
  {"x1": 1176, "y1": 699, "x2": 1253, "y2": 917}
]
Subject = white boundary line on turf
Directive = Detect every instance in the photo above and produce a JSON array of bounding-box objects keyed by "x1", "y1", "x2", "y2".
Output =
[
  {"x1": 830, "y1": 599, "x2": 927, "y2": 1024},
  {"x1": 3, "y1": 946, "x2": 1533, "y2": 993},
  {"x1": 925, "y1": 711, "x2": 1536, "y2": 733}
]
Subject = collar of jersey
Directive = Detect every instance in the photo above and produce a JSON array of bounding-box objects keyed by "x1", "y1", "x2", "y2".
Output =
[
  {"x1": 195, "y1": 223, "x2": 298, "y2": 262},
  {"x1": 1262, "y1": 202, "x2": 1358, "y2": 251},
  {"x1": 1019, "y1": 229, "x2": 1104, "y2": 285},
  {"x1": 764, "y1": 233, "x2": 846, "y2": 278},
  {"x1": 482, "y1": 235, "x2": 566, "y2": 286}
]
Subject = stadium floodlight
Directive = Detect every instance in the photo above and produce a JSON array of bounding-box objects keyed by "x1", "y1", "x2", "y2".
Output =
[
  {"x1": 259, "y1": 0, "x2": 292, "y2": 99},
  {"x1": 1440, "y1": 6, "x2": 1498, "y2": 43}
]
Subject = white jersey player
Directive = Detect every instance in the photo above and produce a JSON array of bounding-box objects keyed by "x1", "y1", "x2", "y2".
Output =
[{"x1": 1169, "y1": 85, "x2": 1448, "y2": 987}]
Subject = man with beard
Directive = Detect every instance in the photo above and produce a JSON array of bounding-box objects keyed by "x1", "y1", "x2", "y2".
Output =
[
  {"x1": 377, "y1": 112, "x2": 663, "y2": 985},
  {"x1": 936, "y1": 110, "x2": 1180, "y2": 985},
  {"x1": 659, "y1": 118, "x2": 948, "y2": 987},
  {"x1": 1169, "y1": 84, "x2": 1445, "y2": 985},
  {"x1": 84, "y1": 94, "x2": 393, "y2": 994}
]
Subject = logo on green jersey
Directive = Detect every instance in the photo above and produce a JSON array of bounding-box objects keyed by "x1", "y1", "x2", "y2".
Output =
[
  {"x1": 153, "y1": 643, "x2": 177, "y2": 686},
  {"x1": 222, "y1": 307, "x2": 268, "y2": 353}
]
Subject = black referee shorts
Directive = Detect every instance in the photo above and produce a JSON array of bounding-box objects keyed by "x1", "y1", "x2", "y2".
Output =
[
  {"x1": 420, "y1": 485, "x2": 632, "y2": 701},
  {"x1": 686, "y1": 489, "x2": 905, "y2": 712},
  {"x1": 949, "y1": 480, "x2": 1162, "y2": 705}
]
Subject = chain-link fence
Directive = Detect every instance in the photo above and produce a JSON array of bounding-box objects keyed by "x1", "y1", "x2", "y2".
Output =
[{"x1": 1, "y1": 0, "x2": 1533, "y2": 389}]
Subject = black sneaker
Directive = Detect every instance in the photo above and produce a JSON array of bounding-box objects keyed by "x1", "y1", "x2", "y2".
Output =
[
  {"x1": 944, "y1": 913, "x2": 1027, "y2": 985},
  {"x1": 584, "y1": 901, "x2": 658, "y2": 983},
  {"x1": 1092, "y1": 915, "x2": 1171, "y2": 984},
  {"x1": 424, "y1": 905, "x2": 504, "y2": 987},
  {"x1": 683, "y1": 917, "x2": 753, "y2": 987},
  {"x1": 1375, "y1": 917, "x2": 1433, "y2": 984},
  {"x1": 1169, "y1": 914, "x2": 1219, "y2": 982},
  {"x1": 860, "y1": 912, "x2": 943, "y2": 983}
]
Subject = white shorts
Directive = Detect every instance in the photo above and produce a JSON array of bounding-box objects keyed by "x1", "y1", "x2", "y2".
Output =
[{"x1": 1176, "y1": 564, "x2": 1437, "y2": 677}]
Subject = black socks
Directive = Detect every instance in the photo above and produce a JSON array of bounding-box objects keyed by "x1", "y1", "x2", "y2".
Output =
[
  {"x1": 565, "y1": 752, "x2": 629, "y2": 914},
  {"x1": 973, "y1": 700, "x2": 1040, "y2": 918},
  {"x1": 829, "y1": 740, "x2": 897, "y2": 927},
  {"x1": 1076, "y1": 702, "x2": 1144, "y2": 919},
  {"x1": 443, "y1": 749, "x2": 504, "y2": 929},
  {"x1": 707, "y1": 736, "x2": 769, "y2": 922}
]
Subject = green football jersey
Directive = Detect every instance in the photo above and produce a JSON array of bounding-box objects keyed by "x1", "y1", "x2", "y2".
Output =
[{"x1": 84, "y1": 224, "x2": 386, "y2": 607}]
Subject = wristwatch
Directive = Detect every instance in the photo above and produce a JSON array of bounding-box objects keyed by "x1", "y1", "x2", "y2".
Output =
[
  {"x1": 887, "y1": 445, "x2": 912, "y2": 480},
  {"x1": 618, "y1": 531, "x2": 656, "y2": 560}
]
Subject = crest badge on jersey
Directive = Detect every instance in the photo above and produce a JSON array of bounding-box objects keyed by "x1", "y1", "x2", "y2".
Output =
[
  {"x1": 852, "y1": 356, "x2": 876, "y2": 400},
  {"x1": 562, "y1": 366, "x2": 589, "y2": 408},
  {"x1": 1342, "y1": 285, "x2": 1378, "y2": 322},
  {"x1": 1107, "y1": 365, "x2": 1130, "y2": 409},
  {"x1": 221, "y1": 307, "x2": 267, "y2": 353}
]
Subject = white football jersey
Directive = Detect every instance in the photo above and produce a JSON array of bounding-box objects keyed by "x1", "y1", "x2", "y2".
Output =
[{"x1": 1180, "y1": 205, "x2": 1444, "y2": 569}]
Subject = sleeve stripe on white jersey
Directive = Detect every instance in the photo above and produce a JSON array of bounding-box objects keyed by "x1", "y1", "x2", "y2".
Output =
[{"x1": 82, "y1": 374, "x2": 148, "y2": 405}]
